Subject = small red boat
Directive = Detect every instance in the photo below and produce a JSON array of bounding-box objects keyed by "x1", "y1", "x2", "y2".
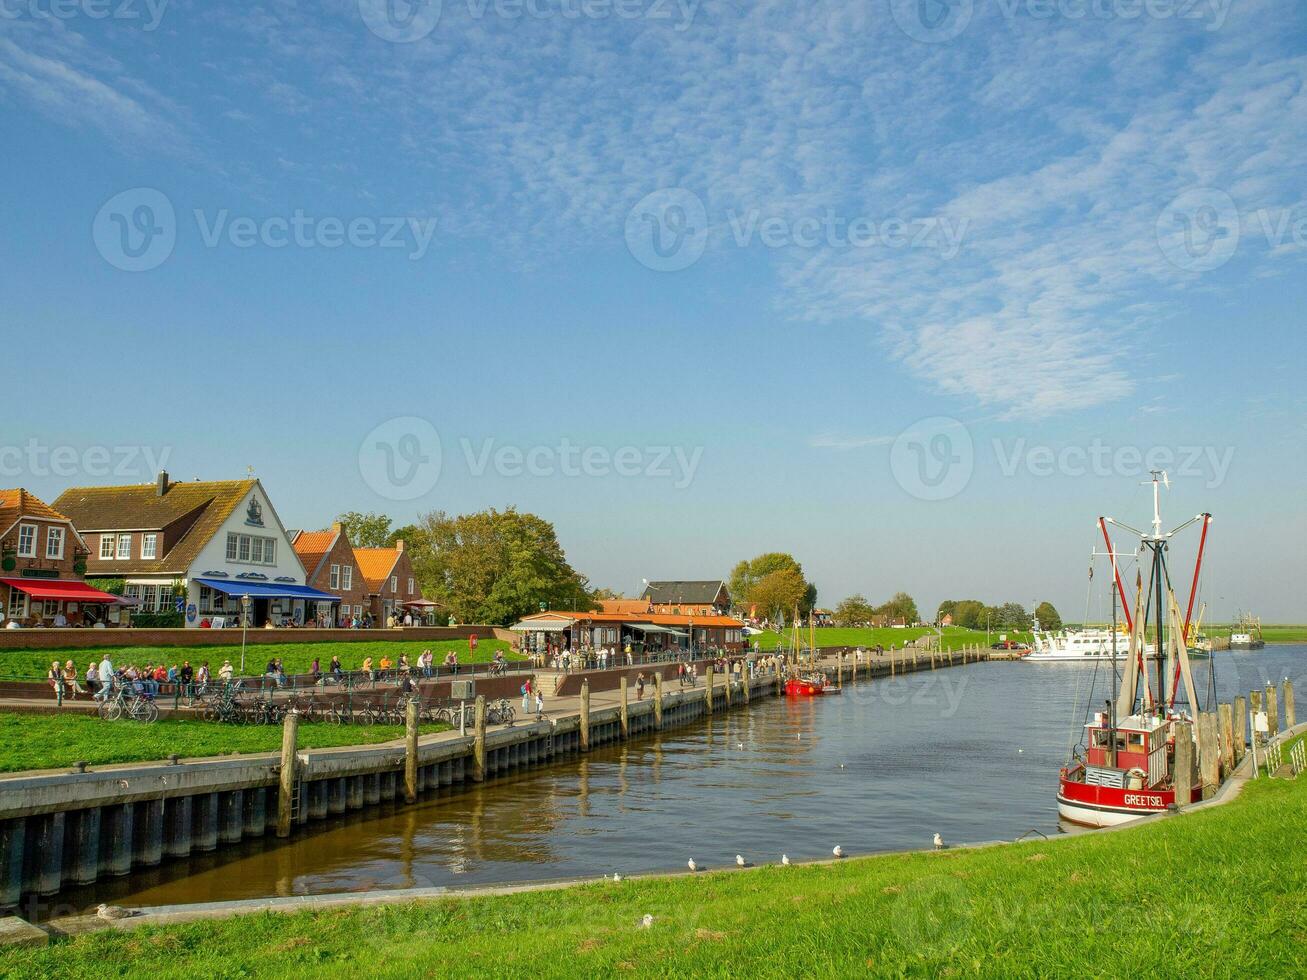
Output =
[{"x1": 785, "y1": 674, "x2": 830, "y2": 697}]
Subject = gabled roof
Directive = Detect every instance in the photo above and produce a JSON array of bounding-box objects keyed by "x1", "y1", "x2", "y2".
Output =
[
  {"x1": 640, "y1": 580, "x2": 730, "y2": 605},
  {"x1": 52, "y1": 479, "x2": 257, "y2": 575},
  {"x1": 0, "y1": 489, "x2": 72, "y2": 531},
  {"x1": 290, "y1": 529, "x2": 339, "y2": 582},
  {"x1": 354, "y1": 546, "x2": 402, "y2": 593},
  {"x1": 520, "y1": 609, "x2": 744, "y2": 628}
]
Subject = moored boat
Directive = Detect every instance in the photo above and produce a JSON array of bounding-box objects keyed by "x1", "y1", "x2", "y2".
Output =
[{"x1": 784, "y1": 674, "x2": 831, "y2": 697}]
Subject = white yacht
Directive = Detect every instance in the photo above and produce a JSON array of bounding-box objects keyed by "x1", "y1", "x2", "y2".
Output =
[{"x1": 1026, "y1": 628, "x2": 1154, "y2": 663}]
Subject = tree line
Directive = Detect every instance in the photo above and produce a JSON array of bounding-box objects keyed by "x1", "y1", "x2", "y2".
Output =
[{"x1": 936, "y1": 599, "x2": 1061, "y2": 631}]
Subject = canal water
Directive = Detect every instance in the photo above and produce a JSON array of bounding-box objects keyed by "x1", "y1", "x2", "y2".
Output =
[{"x1": 63, "y1": 646, "x2": 1305, "y2": 912}]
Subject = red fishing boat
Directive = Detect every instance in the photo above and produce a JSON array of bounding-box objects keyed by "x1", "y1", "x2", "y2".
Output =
[
  {"x1": 784, "y1": 674, "x2": 830, "y2": 697},
  {"x1": 1056, "y1": 472, "x2": 1214, "y2": 828}
]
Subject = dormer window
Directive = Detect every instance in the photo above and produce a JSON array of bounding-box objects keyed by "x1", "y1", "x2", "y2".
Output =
[
  {"x1": 45, "y1": 526, "x2": 64, "y2": 560},
  {"x1": 100, "y1": 534, "x2": 115, "y2": 560},
  {"x1": 16, "y1": 525, "x2": 35, "y2": 558},
  {"x1": 142, "y1": 533, "x2": 157, "y2": 560}
]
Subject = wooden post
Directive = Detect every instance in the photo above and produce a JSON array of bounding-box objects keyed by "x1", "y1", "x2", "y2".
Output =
[
  {"x1": 837, "y1": 653, "x2": 844, "y2": 690},
  {"x1": 579, "y1": 680, "x2": 591, "y2": 752},
  {"x1": 276, "y1": 709, "x2": 299, "y2": 838},
  {"x1": 890, "y1": 649, "x2": 895, "y2": 678},
  {"x1": 1197, "y1": 712, "x2": 1219, "y2": 799},
  {"x1": 705, "y1": 667, "x2": 714, "y2": 714},
  {"x1": 473, "y1": 695, "x2": 487, "y2": 781},
  {"x1": 654, "y1": 672, "x2": 664, "y2": 728},
  {"x1": 1265, "y1": 684, "x2": 1279, "y2": 733},
  {"x1": 404, "y1": 698, "x2": 420, "y2": 803},
  {"x1": 743, "y1": 665, "x2": 750, "y2": 704},
  {"x1": 1284, "y1": 679, "x2": 1295, "y2": 729},
  {"x1": 1218, "y1": 703, "x2": 1234, "y2": 777},
  {"x1": 1250, "y1": 688, "x2": 1262, "y2": 722},
  {"x1": 619, "y1": 675, "x2": 630, "y2": 739},
  {"x1": 1172, "y1": 720, "x2": 1194, "y2": 805},
  {"x1": 1233, "y1": 695, "x2": 1247, "y2": 763},
  {"x1": 725, "y1": 668, "x2": 733, "y2": 708}
]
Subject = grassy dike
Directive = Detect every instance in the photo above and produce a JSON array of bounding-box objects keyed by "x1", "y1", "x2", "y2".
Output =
[
  {"x1": 746, "y1": 626, "x2": 1026, "y2": 652},
  {"x1": 6, "y1": 743, "x2": 1303, "y2": 978}
]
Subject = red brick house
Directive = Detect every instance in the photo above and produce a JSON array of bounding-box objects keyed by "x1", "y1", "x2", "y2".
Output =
[
  {"x1": 290, "y1": 523, "x2": 368, "y2": 627},
  {"x1": 0, "y1": 489, "x2": 122, "y2": 626},
  {"x1": 354, "y1": 540, "x2": 428, "y2": 626}
]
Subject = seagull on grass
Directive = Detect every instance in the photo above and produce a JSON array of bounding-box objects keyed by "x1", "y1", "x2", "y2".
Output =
[
  {"x1": 933, "y1": 833, "x2": 944, "y2": 850},
  {"x1": 687, "y1": 858, "x2": 698, "y2": 872},
  {"x1": 640, "y1": 914, "x2": 654, "y2": 929},
  {"x1": 832, "y1": 845, "x2": 844, "y2": 858}
]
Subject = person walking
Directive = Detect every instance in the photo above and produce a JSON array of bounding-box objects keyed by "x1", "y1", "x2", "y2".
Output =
[
  {"x1": 534, "y1": 687, "x2": 545, "y2": 720},
  {"x1": 96, "y1": 654, "x2": 115, "y2": 701},
  {"x1": 636, "y1": 672, "x2": 646, "y2": 701},
  {"x1": 521, "y1": 676, "x2": 533, "y2": 715}
]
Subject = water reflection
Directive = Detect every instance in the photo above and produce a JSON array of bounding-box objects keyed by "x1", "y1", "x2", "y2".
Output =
[{"x1": 55, "y1": 647, "x2": 1304, "y2": 913}]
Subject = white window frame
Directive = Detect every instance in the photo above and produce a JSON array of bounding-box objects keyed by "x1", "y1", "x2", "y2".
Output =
[
  {"x1": 46, "y1": 526, "x2": 65, "y2": 560},
  {"x1": 238, "y1": 535, "x2": 251, "y2": 562},
  {"x1": 141, "y1": 533, "x2": 157, "y2": 560},
  {"x1": 142, "y1": 584, "x2": 157, "y2": 610},
  {"x1": 341, "y1": 565, "x2": 352, "y2": 590},
  {"x1": 16, "y1": 525, "x2": 36, "y2": 558},
  {"x1": 226, "y1": 533, "x2": 239, "y2": 561},
  {"x1": 329, "y1": 564, "x2": 340, "y2": 589},
  {"x1": 408, "y1": 577, "x2": 415, "y2": 596},
  {"x1": 158, "y1": 584, "x2": 172, "y2": 612},
  {"x1": 7, "y1": 590, "x2": 28, "y2": 619},
  {"x1": 43, "y1": 599, "x2": 60, "y2": 618},
  {"x1": 250, "y1": 537, "x2": 264, "y2": 564},
  {"x1": 100, "y1": 534, "x2": 115, "y2": 560},
  {"x1": 117, "y1": 534, "x2": 132, "y2": 560},
  {"x1": 263, "y1": 538, "x2": 275, "y2": 565}
]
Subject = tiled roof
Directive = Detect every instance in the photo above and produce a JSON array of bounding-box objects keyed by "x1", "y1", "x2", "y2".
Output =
[
  {"x1": 53, "y1": 479, "x2": 256, "y2": 575},
  {"x1": 524, "y1": 610, "x2": 744, "y2": 628},
  {"x1": 291, "y1": 529, "x2": 337, "y2": 581},
  {"x1": 354, "y1": 547, "x2": 401, "y2": 593},
  {"x1": 640, "y1": 580, "x2": 729, "y2": 605},
  {"x1": 0, "y1": 489, "x2": 72, "y2": 531}
]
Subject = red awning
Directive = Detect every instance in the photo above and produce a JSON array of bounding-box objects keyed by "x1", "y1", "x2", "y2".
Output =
[{"x1": 0, "y1": 578, "x2": 124, "y2": 603}]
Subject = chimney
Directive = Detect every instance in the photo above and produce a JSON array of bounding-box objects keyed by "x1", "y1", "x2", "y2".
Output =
[
  {"x1": 156, "y1": 471, "x2": 170, "y2": 496},
  {"x1": 332, "y1": 521, "x2": 343, "y2": 535},
  {"x1": 395, "y1": 539, "x2": 405, "y2": 552}
]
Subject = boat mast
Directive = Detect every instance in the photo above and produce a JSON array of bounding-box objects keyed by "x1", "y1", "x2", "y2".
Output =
[{"x1": 1149, "y1": 471, "x2": 1167, "y2": 718}]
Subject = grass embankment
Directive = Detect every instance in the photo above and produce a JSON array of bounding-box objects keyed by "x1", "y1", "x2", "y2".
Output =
[
  {"x1": 0, "y1": 712, "x2": 451, "y2": 774},
  {"x1": 1250, "y1": 626, "x2": 1307, "y2": 644},
  {"x1": 747, "y1": 626, "x2": 1029, "y2": 652},
  {"x1": 0, "y1": 638, "x2": 517, "y2": 682},
  {"x1": 6, "y1": 740, "x2": 1303, "y2": 977}
]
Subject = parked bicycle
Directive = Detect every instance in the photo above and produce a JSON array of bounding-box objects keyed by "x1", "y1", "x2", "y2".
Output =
[{"x1": 97, "y1": 684, "x2": 159, "y2": 723}]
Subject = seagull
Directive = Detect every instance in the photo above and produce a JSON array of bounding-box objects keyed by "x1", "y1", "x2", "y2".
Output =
[
  {"x1": 933, "y1": 833, "x2": 944, "y2": 850},
  {"x1": 612, "y1": 873, "x2": 622, "y2": 882},
  {"x1": 96, "y1": 904, "x2": 138, "y2": 921},
  {"x1": 687, "y1": 858, "x2": 698, "y2": 872},
  {"x1": 781, "y1": 854, "x2": 791, "y2": 866},
  {"x1": 738, "y1": 742, "x2": 744, "y2": 750},
  {"x1": 736, "y1": 854, "x2": 746, "y2": 867},
  {"x1": 640, "y1": 914, "x2": 654, "y2": 929},
  {"x1": 832, "y1": 845, "x2": 844, "y2": 858}
]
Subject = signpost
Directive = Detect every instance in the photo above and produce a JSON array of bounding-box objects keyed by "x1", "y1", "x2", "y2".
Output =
[{"x1": 451, "y1": 679, "x2": 475, "y2": 736}]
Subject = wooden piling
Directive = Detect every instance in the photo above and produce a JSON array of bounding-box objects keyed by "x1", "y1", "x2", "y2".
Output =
[
  {"x1": 1265, "y1": 684, "x2": 1279, "y2": 733},
  {"x1": 474, "y1": 695, "x2": 488, "y2": 778},
  {"x1": 1233, "y1": 695, "x2": 1247, "y2": 763},
  {"x1": 404, "y1": 698, "x2": 420, "y2": 803},
  {"x1": 1197, "y1": 712, "x2": 1219, "y2": 799},
  {"x1": 743, "y1": 667, "x2": 750, "y2": 704},
  {"x1": 837, "y1": 653, "x2": 844, "y2": 690},
  {"x1": 1172, "y1": 720, "x2": 1194, "y2": 804},
  {"x1": 619, "y1": 676, "x2": 630, "y2": 739},
  {"x1": 654, "y1": 673, "x2": 664, "y2": 729},
  {"x1": 1218, "y1": 703, "x2": 1234, "y2": 776},
  {"x1": 1284, "y1": 679, "x2": 1295, "y2": 729},
  {"x1": 276, "y1": 709, "x2": 300, "y2": 838},
  {"x1": 705, "y1": 667, "x2": 715, "y2": 714},
  {"x1": 1251, "y1": 688, "x2": 1262, "y2": 723},
  {"x1": 579, "y1": 681, "x2": 591, "y2": 752},
  {"x1": 725, "y1": 669, "x2": 733, "y2": 708}
]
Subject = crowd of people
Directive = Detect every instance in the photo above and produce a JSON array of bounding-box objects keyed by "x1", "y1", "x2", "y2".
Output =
[{"x1": 47, "y1": 654, "x2": 233, "y2": 701}]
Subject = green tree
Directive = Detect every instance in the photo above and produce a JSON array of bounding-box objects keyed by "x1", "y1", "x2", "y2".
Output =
[
  {"x1": 336, "y1": 511, "x2": 394, "y2": 548},
  {"x1": 950, "y1": 599, "x2": 986, "y2": 630},
  {"x1": 728, "y1": 552, "x2": 816, "y2": 615},
  {"x1": 749, "y1": 567, "x2": 809, "y2": 622},
  {"x1": 993, "y1": 602, "x2": 1032, "y2": 630},
  {"x1": 1034, "y1": 601, "x2": 1062, "y2": 631},
  {"x1": 407, "y1": 507, "x2": 595, "y2": 625},
  {"x1": 875, "y1": 591, "x2": 919, "y2": 625},
  {"x1": 834, "y1": 594, "x2": 875, "y2": 627},
  {"x1": 936, "y1": 599, "x2": 957, "y2": 623}
]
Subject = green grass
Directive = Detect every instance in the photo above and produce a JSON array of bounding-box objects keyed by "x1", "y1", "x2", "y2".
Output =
[
  {"x1": 5, "y1": 738, "x2": 1302, "y2": 977},
  {"x1": 746, "y1": 626, "x2": 1029, "y2": 652},
  {"x1": 0, "y1": 638, "x2": 517, "y2": 682},
  {"x1": 0, "y1": 712, "x2": 450, "y2": 773}
]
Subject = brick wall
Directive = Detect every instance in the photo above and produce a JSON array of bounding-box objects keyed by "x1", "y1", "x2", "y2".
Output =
[{"x1": 0, "y1": 625, "x2": 498, "y2": 651}]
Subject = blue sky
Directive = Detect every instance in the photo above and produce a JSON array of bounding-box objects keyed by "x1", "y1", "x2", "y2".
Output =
[{"x1": 2, "y1": 0, "x2": 1305, "y2": 620}]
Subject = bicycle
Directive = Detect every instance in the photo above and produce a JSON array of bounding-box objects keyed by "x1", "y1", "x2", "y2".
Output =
[{"x1": 97, "y1": 684, "x2": 159, "y2": 723}]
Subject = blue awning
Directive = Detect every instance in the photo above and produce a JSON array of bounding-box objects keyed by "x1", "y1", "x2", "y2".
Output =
[{"x1": 194, "y1": 578, "x2": 339, "y2": 602}]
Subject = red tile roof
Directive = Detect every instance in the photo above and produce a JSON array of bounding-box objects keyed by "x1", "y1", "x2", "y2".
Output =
[
  {"x1": 354, "y1": 547, "x2": 401, "y2": 593},
  {"x1": 290, "y1": 529, "x2": 337, "y2": 580}
]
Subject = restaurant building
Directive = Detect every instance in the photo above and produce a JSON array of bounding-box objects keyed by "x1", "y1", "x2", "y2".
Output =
[
  {"x1": 54, "y1": 473, "x2": 337, "y2": 627},
  {"x1": 0, "y1": 489, "x2": 125, "y2": 626},
  {"x1": 511, "y1": 601, "x2": 745, "y2": 657},
  {"x1": 290, "y1": 524, "x2": 369, "y2": 627}
]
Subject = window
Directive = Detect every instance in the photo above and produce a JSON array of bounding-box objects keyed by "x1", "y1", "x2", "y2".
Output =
[
  {"x1": 329, "y1": 564, "x2": 340, "y2": 589},
  {"x1": 226, "y1": 534, "x2": 239, "y2": 561},
  {"x1": 16, "y1": 525, "x2": 36, "y2": 558},
  {"x1": 341, "y1": 566, "x2": 352, "y2": 590},
  {"x1": 124, "y1": 584, "x2": 141, "y2": 603},
  {"x1": 117, "y1": 534, "x2": 131, "y2": 559},
  {"x1": 408, "y1": 577, "x2": 415, "y2": 596},
  {"x1": 100, "y1": 534, "x2": 115, "y2": 560},
  {"x1": 250, "y1": 537, "x2": 264, "y2": 564},
  {"x1": 142, "y1": 533, "x2": 157, "y2": 560},
  {"x1": 158, "y1": 585, "x2": 172, "y2": 612},
  {"x1": 7, "y1": 590, "x2": 27, "y2": 619},
  {"x1": 142, "y1": 585, "x2": 157, "y2": 610},
  {"x1": 263, "y1": 539, "x2": 275, "y2": 564},
  {"x1": 43, "y1": 600, "x2": 60, "y2": 618},
  {"x1": 391, "y1": 575, "x2": 398, "y2": 593},
  {"x1": 238, "y1": 536, "x2": 251, "y2": 562},
  {"x1": 46, "y1": 527, "x2": 64, "y2": 560}
]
